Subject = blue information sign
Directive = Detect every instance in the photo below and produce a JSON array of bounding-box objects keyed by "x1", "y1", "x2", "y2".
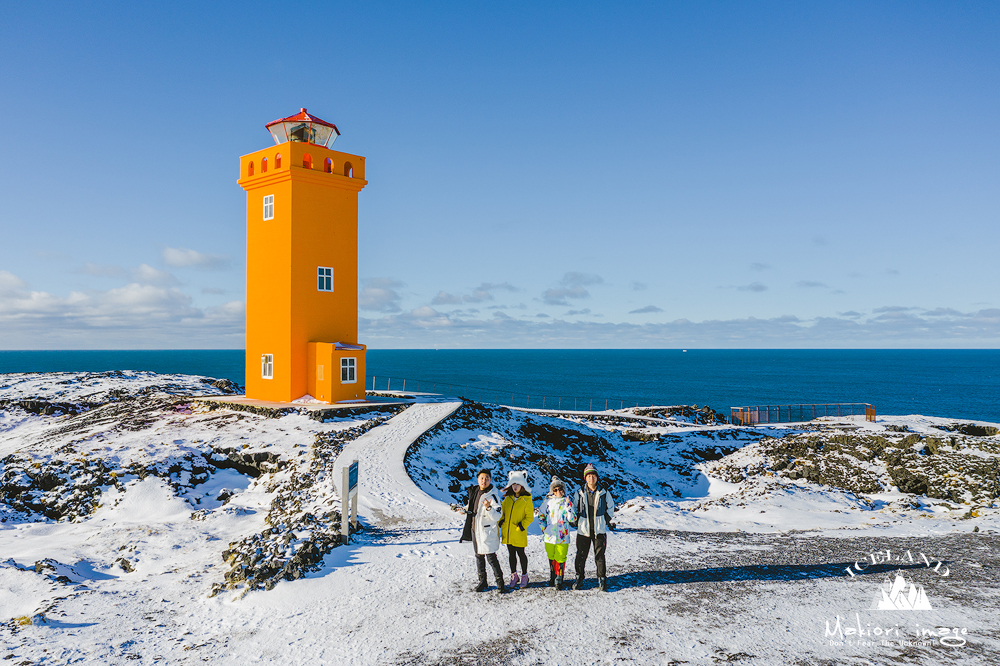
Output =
[{"x1": 348, "y1": 461, "x2": 359, "y2": 493}]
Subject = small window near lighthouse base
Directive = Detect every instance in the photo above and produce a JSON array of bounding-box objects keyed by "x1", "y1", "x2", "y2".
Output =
[
  {"x1": 317, "y1": 267, "x2": 333, "y2": 291},
  {"x1": 262, "y1": 354, "x2": 274, "y2": 379},
  {"x1": 341, "y1": 358, "x2": 356, "y2": 383},
  {"x1": 263, "y1": 194, "x2": 274, "y2": 220}
]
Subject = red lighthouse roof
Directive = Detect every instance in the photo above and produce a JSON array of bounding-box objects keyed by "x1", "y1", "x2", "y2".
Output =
[{"x1": 265, "y1": 108, "x2": 341, "y2": 147}]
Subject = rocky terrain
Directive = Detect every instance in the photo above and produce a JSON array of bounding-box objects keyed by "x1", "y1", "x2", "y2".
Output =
[
  {"x1": 706, "y1": 422, "x2": 1000, "y2": 513},
  {"x1": 0, "y1": 371, "x2": 400, "y2": 598},
  {"x1": 404, "y1": 400, "x2": 764, "y2": 505}
]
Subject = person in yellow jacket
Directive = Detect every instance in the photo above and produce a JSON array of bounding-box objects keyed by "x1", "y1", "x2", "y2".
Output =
[{"x1": 499, "y1": 470, "x2": 534, "y2": 589}]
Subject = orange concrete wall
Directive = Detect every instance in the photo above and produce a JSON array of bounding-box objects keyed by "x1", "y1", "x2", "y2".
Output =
[
  {"x1": 307, "y1": 343, "x2": 367, "y2": 402},
  {"x1": 239, "y1": 141, "x2": 368, "y2": 403}
]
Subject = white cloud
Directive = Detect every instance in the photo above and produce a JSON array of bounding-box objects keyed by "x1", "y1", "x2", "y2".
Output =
[
  {"x1": 465, "y1": 282, "x2": 518, "y2": 303},
  {"x1": 737, "y1": 282, "x2": 768, "y2": 293},
  {"x1": 359, "y1": 307, "x2": 1000, "y2": 348},
  {"x1": 0, "y1": 270, "x2": 27, "y2": 295},
  {"x1": 162, "y1": 247, "x2": 230, "y2": 270},
  {"x1": 0, "y1": 271, "x2": 243, "y2": 348},
  {"x1": 629, "y1": 305, "x2": 664, "y2": 314},
  {"x1": 431, "y1": 291, "x2": 463, "y2": 305},
  {"x1": 542, "y1": 272, "x2": 604, "y2": 306},
  {"x1": 77, "y1": 263, "x2": 125, "y2": 278},
  {"x1": 432, "y1": 282, "x2": 519, "y2": 305},
  {"x1": 872, "y1": 305, "x2": 917, "y2": 313},
  {"x1": 359, "y1": 278, "x2": 405, "y2": 312},
  {"x1": 796, "y1": 280, "x2": 827, "y2": 288},
  {"x1": 131, "y1": 264, "x2": 178, "y2": 286}
]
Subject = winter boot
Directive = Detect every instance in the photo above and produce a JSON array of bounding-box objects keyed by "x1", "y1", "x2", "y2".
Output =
[
  {"x1": 497, "y1": 579, "x2": 509, "y2": 594},
  {"x1": 548, "y1": 561, "x2": 557, "y2": 588},
  {"x1": 474, "y1": 557, "x2": 488, "y2": 592},
  {"x1": 490, "y1": 556, "x2": 508, "y2": 593},
  {"x1": 555, "y1": 574, "x2": 564, "y2": 590},
  {"x1": 509, "y1": 572, "x2": 520, "y2": 589},
  {"x1": 598, "y1": 577, "x2": 608, "y2": 592},
  {"x1": 572, "y1": 575, "x2": 585, "y2": 590},
  {"x1": 519, "y1": 573, "x2": 529, "y2": 589}
]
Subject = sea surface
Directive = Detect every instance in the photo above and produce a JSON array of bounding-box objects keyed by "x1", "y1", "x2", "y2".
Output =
[{"x1": 1, "y1": 349, "x2": 998, "y2": 423}]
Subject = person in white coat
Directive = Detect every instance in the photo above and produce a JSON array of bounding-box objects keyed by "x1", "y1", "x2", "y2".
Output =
[{"x1": 459, "y1": 469, "x2": 508, "y2": 593}]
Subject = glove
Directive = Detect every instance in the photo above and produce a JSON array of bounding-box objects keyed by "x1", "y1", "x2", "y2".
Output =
[{"x1": 518, "y1": 522, "x2": 525, "y2": 531}]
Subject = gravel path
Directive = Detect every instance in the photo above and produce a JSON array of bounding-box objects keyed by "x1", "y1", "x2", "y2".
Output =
[{"x1": 397, "y1": 529, "x2": 999, "y2": 666}]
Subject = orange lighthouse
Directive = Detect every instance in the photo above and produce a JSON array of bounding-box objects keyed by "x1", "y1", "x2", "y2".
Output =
[{"x1": 238, "y1": 109, "x2": 368, "y2": 404}]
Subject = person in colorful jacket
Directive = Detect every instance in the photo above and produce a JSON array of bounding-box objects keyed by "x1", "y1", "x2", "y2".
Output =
[
  {"x1": 571, "y1": 463, "x2": 615, "y2": 592},
  {"x1": 459, "y1": 469, "x2": 508, "y2": 593},
  {"x1": 499, "y1": 470, "x2": 534, "y2": 589},
  {"x1": 535, "y1": 475, "x2": 577, "y2": 590}
]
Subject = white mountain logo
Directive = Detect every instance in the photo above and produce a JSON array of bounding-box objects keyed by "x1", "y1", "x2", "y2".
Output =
[{"x1": 871, "y1": 572, "x2": 933, "y2": 610}]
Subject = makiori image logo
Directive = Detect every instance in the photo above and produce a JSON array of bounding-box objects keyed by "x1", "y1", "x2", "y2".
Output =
[
  {"x1": 824, "y1": 549, "x2": 972, "y2": 650},
  {"x1": 871, "y1": 572, "x2": 933, "y2": 611}
]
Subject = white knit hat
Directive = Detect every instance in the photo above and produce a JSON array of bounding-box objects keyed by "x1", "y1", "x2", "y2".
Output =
[{"x1": 505, "y1": 470, "x2": 530, "y2": 494}]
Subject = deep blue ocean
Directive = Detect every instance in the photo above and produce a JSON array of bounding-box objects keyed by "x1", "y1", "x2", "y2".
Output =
[{"x1": 0, "y1": 349, "x2": 997, "y2": 423}]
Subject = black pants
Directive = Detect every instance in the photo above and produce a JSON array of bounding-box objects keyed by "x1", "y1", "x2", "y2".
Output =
[
  {"x1": 507, "y1": 544, "x2": 527, "y2": 575},
  {"x1": 575, "y1": 533, "x2": 607, "y2": 579},
  {"x1": 473, "y1": 532, "x2": 504, "y2": 585},
  {"x1": 476, "y1": 553, "x2": 504, "y2": 585}
]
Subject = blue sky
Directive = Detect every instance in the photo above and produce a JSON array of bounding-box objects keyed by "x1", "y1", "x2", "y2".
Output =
[{"x1": 1, "y1": 1, "x2": 998, "y2": 348}]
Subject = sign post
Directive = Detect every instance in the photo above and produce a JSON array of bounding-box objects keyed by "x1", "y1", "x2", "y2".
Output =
[{"x1": 342, "y1": 460, "x2": 359, "y2": 541}]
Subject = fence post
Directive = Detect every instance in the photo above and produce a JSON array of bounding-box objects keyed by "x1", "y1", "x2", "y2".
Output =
[{"x1": 590, "y1": 398, "x2": 593, "y2": 411}]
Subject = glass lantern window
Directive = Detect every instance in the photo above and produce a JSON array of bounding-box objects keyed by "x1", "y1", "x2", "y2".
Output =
[
  {"x1": 312, "y1": 125, "x2": 334, "y2": 147},
  {"x1": 290, "y1": 123, "x2": 317, "y2": 143},
  {"x1": 268, "y1": 124, "x2": 288, "y2": 144}
]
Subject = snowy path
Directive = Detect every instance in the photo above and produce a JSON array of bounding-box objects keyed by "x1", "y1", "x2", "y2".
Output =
[{"x1": 332, "y1": 400, "x2": 463, "y2": 525}]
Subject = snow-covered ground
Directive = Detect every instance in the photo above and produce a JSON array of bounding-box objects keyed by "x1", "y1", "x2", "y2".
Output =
[{"x1": 2, "y1": 373, "x2": 999, "y2": 665}]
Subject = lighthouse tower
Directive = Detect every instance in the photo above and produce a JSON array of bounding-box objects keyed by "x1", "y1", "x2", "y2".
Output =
[{"x1": 238, "y1": 108, "x2": 368, "y2": 404}]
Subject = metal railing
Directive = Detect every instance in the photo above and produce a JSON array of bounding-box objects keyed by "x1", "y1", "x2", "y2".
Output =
[
  {"x1": 730, "y1": 403, "x2": 875, "y2": 426},
  {"x1": 367, "y1": 375, "x2": 647, "y2": 413}
]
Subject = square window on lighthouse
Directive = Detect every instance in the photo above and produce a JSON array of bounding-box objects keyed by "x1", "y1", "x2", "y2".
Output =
[
  {"x1": 341, "y1": 358, "x2": 356, "y2": 383},
  {"x1": 263, "y1": 195, "x2": 274, "y2": 220},
  {"x1": 261, "y1": 354, "x2": 274, "y2": 379},
  {"x1": 318, "y1": 267, "x2": 333, "y2": 291}
]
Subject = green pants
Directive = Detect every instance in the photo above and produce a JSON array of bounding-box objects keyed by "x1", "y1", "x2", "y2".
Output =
[{"x1": 544, "y1": 542, "x2": 569, "y2": 563}]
